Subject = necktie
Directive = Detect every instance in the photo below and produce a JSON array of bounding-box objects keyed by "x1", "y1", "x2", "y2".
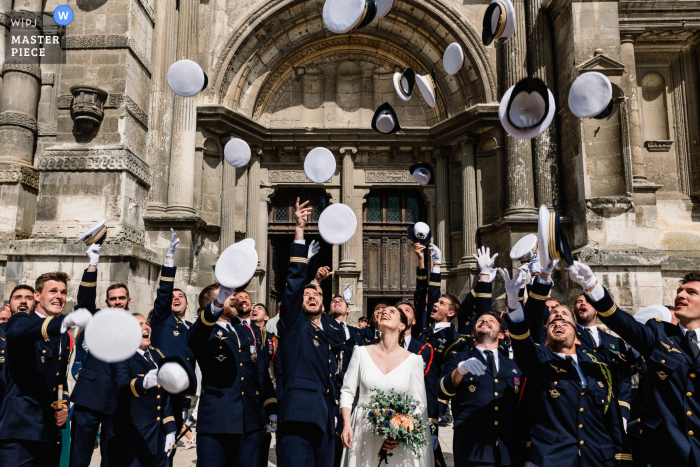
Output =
[
  {"x1": 686, "y1": 330, "x2": 700, "y2": 361},
  {"x1": 585, "y1": 328, "x2": 596, "y2": 348},
  {"x1": 485, "y1": 350, "x2": 497, "y2": 376},
  {"x1": 144, "y1": 351, "x2": 157, "y2": 369}
]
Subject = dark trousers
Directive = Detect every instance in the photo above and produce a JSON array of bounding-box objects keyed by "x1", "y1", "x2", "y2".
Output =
[
  {"x1": 0, "y1": 439, "x2": 61, "y2": 467},
  {"x1": 170, "y1": 394, "x2": 185, "y2": 434},
  {"x1": 107, "y1": 428, "x2": 168, "y2": 467},
  {"x1": 70, "y1": 405, "x2": 111, "y2": 467},
  {"x1": 260, "y1": 432, "x2": 272, "y2": 467},
  {"x1": 455, "y1": 461, "x2": 502, "y2": 467},
  {"x1": 197, "y1": 430, "x2": 259, "y2": 467},
  {"x1": 277, "y1": 421, "x2": 334, "y2": 467}
]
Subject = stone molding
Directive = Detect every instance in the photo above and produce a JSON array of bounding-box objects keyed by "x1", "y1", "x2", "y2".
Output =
[
  {"x1": 37, "y1": 123, "x2": 57, "y2": 136},
  {"x1": 585, "y1": 196, "x2": 634, "y2": 214},
  {"x1": 0, "y1": 111, "x2": 37, "y2": 132},
  {"x1": 365, "y1": 170, "x2": 415, "y2": 183},
  {"x1": 0, "y1": 164, "x2": 39, "y2": 189},
  {"x1": 56, "y1": 93, "x2": 149, "y2": 127},
  {"x1": 269, "y1": 170, "x2": 313, "y2": 183},
  {"x1": 41, "y1": 73, "x2": 55, "y2": 85},
  {"x1": 644, "y1": 140, "x2": 674, "y2": 152},
  {"x1": 63, "y1": 35, "x2": 151, "y2": 73},
  {"x1": 37, "y1": 148, "x2": 151, "y2": 186},
  {"x1": 1, "y1": 63, "x2": 41, "y2": 80},
  {"x1": 134, "y1": 0, "x2": 155, "y2": 23}
]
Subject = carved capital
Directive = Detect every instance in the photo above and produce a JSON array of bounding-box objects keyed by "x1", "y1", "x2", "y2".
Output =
[
  {"x1": 0, "y1": 111, "x2": 37, "y2": 132},
  {"x1": 70, "y1": 86, "x2": 109, "y2": 134},
  {"x1": 0, "y1": 164, "x2": 39, "y2": 188},
  {"x1": 1, "y1": 62, "x2": 41, "y2": 80}
]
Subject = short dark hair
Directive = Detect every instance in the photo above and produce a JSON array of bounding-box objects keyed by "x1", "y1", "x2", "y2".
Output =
[
  {"x1": 106, "y1": 283, "x2": 130, "y2": 299},
  {"x1": 394, "y1": 299, "x2": 416, "y2": 315},
  {"x1": 35, "y1": 272, "x2": 69, "y2": 293},
  {"x1": 332, "y1": 295, "x2": 344, "y2": 301},
  {"x1": 358, "y1": 316, "x2": 368, "y2": 323},
  {"x1": 680, "y1": 273, "x2": 700, "y2": 286},
  {"x1": 254, "y1": 303, "x2": 268, "y2": 315},
  {"x1": 373, "y1": 300, "x2": 390, "y2": 311},
  {"x1": 10, "y1": 284, "x2": 34, "y2": 299},
  {"x1": 173, "y1": 288, "x2": 188, "y2": 303},
  {"x1": 476, "y1": 311, "x2": 504, "y2": 333},
  {"x1": 198, "y1": 283, "x2": 220, "y2": 310},
  {"x1": 304, "y1": 284, "x2": 323, "y2": 296},
  {"x1": 545, "y1": 297, "x2": 560, "y2": 305},
  {"x1": 441, "y1": 293, "x2": 461, "y2": 313}
]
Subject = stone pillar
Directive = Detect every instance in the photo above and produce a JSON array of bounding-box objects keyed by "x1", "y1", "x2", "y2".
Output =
[
  {"x1": 434, "y1": 148, "x2": 452, "y2": 268},
  {"x1": 220, "y1": 135, "x2": 237, "y2": 249},
  {"x1": 339, "y1": 148, "x2": 357, "y2": 269},
  {"x1": 246, "y1": 154, "x2": 261, "y2": 264},
  {"x1": 146, "y1": 0, "x2": 178, "y2": 213},
  {"x1": 502, "y1": 0, "x2": 536, "y2": 215},
  {"x1": 619, "y1": 34, "x2": 647, "y2": 184},
  {"x1": 166, "y1": 0, "x2": 198, "y2": 215},
  {"x1": 526, "y1": 0, "x2": 560, "y2": 209},
  {"x1": 459, "y1": 140, "x2": 478, "y2": 266}
]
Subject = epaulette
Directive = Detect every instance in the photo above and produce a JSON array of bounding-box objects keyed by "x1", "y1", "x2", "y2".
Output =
[{"x1": 149, "y1": 346, "x2": 165, "y2": 359}]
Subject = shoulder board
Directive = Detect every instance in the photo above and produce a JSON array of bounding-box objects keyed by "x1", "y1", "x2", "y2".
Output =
[{"x1": 655, "y1": 318, "x2": 661, "y2": 322}]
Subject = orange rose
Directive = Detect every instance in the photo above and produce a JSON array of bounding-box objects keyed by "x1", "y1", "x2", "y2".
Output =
[{"x1": 390, "y1": 414, "x2": 401, "y2": 429}]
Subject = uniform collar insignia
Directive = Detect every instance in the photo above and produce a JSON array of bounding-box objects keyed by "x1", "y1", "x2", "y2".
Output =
[
  {"x1": 661, "y1": 341, "x2": 682, "y2": 353},
  {"x1": 216, "y1": 330, "x2": 228, "y2": 340}
]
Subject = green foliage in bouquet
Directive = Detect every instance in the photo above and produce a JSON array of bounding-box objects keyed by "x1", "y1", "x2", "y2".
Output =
[{"x1": 359, "y1": 388, "x2": 428, "y2": 462}]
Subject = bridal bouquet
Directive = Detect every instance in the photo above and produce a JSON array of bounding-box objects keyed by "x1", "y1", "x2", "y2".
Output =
[{"x1": 359, "y1": 388, "x2": 428, "y2": 466}]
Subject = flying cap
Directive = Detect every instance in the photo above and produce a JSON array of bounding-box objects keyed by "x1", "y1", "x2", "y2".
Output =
[
  {"x1": 443, "y1": 43, "x2": 465, "y2": 75},
  {"x1": 393, "y1": 68, "x2": 415, "y2": 102},
  {"x1": 158, "y1": 356, "x2": 197, "y2": 394},
  {"x1": 215, "y1": 239, "x2": 258, "y2": 288},
  {"x1": 304, "y1": 147, "x2": 336, "y2": 184},
  {"x1": 323, "y1": 0, "x2": 377, "y2": 34},
  {"x1": 371, "y1": 102, "x2": 401, "y2": 134},
  {"x1": 409, "y1": 162, "x2": 435, "y2": 186},
  {"x1": 407, "y1": 222, "x2": 431, "y2": 246},
  {"x1": 375, "y1": 0, "x2": 393, "y2": 19},
  {"x1": 76, "y1": 219, "x2": 108, "y2": 245},
  {"x1": 84, "y1": 308, "x2": 142, "y2": 363},
  {"x1": 167, "y1": 59, "x2": 209, "y2": 97},
  {"x1": 318, "y1": 203, "x2": 357, "y2": 245},
  {"x1": 568, "y1": 72, "x2": 614, "y2": 119},
  {"x1": 499, "y1": 77, "x2": 556, "y2": 139},
  {"x1": 416, "y1": 69, "x2": 437, "y2": 108},
  {"x1": 510, "y1": 234, "x2": 538, "y2": 263},
  {"x1": 537, "y1": 204, "x2": 573, "y2": 269},
  {"x1": 223, "y1": 138, "x2": 252, "y2": 168},
  {"x1": 482, "y1": 0, "x2": 515, "y2": 46},
  {"x1": 633, "y1": 305, "x2": 672, "y2": 325}
]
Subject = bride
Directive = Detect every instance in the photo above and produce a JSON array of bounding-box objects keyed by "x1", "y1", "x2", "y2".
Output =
[{"x1": 339, "y1": 306, "x2": 433, "y2": 467}]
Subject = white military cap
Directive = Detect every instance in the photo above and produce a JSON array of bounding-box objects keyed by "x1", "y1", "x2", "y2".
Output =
[
  {"x1": 318, "y1": 203, "x2": 357, "y2": 245},
  {"x1": 224, "y1": 138, "x2": 252, "y2": 168},
  {"x1": 482, "y1": 0, "x2": 515, "y2": 46},
  {"x1": 85, "y1": 308, "x2": 142, "y2": 363},
  {"x1": 407, "y1": 222, "x2": 431, "y2": 246},
  {"x1": 375, "y1": 0, "x2": 393, "y2": 19},
  {"x1": 499, "y1": 77, "x2": 556, "y2": 139},
  {"x1": 409, "y1": 162, "x2": 435, "y2": 186},
  {"x1": 393, "y1": 68, "x2": 415, "y2": 102},
  {"x1": 323, "y1": 0, "x2": 377, "y2": 34},
  {"x1": 633, "y1": 305, "x2": 672, "y2": 325},
  {"x1": 76, "y1": 218, "x2": 108, "y2": 245},
  {"x1": 304, "y1": 147, "x2": 336, "y2": 184},
  {"x1": 510, "y1": 234, "x2": 538, "y2": 263},
  {"x1": 167, "y1": 59, "x2": 208, "y2": 97},
  {"x1": 415, "y1": 69, "x2": 437, "y2": 108},
  {"x1": 371, "y1": 102, "x2": 401, "y2": 134},
  {"x1": 568, "y1": 72, "x2": 614, "y2": 119},
  {"x1": 158, "y1": 357, "x2": 196, "y2": 394},
  {"x1": 443, "y1": 43, "x2": 465, "y2": 75},
  {"x1": 215, "y1": 239, "x2": 258, "y2": 289},
  {"x1": 537, "y1": 204, "x2": 573, "y2": 269}
]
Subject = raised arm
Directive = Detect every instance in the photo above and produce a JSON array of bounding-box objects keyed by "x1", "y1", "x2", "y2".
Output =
[
  {"x1": 280, "y1": 198, "x2": 313, "y2": 332},
  {"x1": 6, "y1": 311, "x2": 65, "y2": 347},
  {"x1": 187, "y1": 300, "x2": 219, "y2": 354},
  {"x1": 425, "y1": 243, "x2": 443, "y2": 326},
  {"x1": 111, "y1": 360, "x2": 148, "y2": 398},
  {"x1": 150, "y1": 229, "x2": 179, "y2": 329},
  {"x1": 77, "y1": 243, "x2": 101, "y2": 313},
  {"x1": 413, "y1": 243, "x2": 428, "y2": 338}
]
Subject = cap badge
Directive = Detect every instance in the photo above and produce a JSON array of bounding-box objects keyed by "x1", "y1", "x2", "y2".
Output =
[
  {"x1": 468, "y1": 385, "x2": 476, "y2": 392},
  {"x1": 173, "y1": 330, "x2": 180, "y2": 337},
  {"x1": 314, "y1": 339, "x2": 320, "y2": 347},
  {"x1": 657, "y1": 371, "x2": 668, "y2": 380}
]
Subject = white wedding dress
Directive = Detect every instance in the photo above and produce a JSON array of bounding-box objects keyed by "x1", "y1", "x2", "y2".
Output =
[{"x1": 339, "y1": 346, "x2": 433, "y2": 467}]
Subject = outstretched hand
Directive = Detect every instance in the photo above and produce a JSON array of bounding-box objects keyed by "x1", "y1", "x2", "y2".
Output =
[
  {"x1": 413, "y1": 243, "x2": 426, "y2": 268},
  {"x1": 474, "y1": 246, "x2": 498, "y2": 282},
  {"x1": 314, "y1": 266, "x2": 334, "y2": 284},
  {"x1": 498, "y1": 268, "x2": 525, "y2": 310},
  {"x1": 295, "y1": 198, "x2": 313, "y2": 229}
]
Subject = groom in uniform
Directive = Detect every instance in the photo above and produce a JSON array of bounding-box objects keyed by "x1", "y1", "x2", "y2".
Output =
[{"x1": 276, "y1": 198, "x2": 341, "y2": 467}]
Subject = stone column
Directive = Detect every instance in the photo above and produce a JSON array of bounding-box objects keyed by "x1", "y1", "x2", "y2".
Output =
[
  {"x1": 434, "y1": 148, "x2": 452, "y2": 268},
  {"x1": 459, "y1": 140, "x2": 478, "y2": 266},
  {"x1": 166, "y1": 0, "x2": 198, "y2": 215},
  {"x1": 339, "y1": 148, "x2": 357, "y2": 270},
  {"x1": 526, "y1": 0, "x2": 560, "y2": 209},
  {"x1": 146, "y1": 0, "x2": 178, "y2": 213},
  {"x1": 220, "y1": 135, "x2": 237, "y2": 249},
  {"x1": 502, "y1": 0, "x2": 536, "y2": 215},
  {"x1": 619, "y1": 34, "x2": 647, "y2": 183},
  {"x1": 246, "y1": 154, "x2": 261, "y2": 265}
]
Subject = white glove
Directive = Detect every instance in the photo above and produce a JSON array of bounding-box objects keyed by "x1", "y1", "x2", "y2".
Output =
[
  {"x1": 431, "y1": 434, "x2": 439, "y2": 450},
  {"x1": 61, "y1": 308, "x2": 92, "y2": 333},
  {"x1": 343, "y1": 283, "x2": 353, "y2": 304},
  {"x1": 542, "y1": 258, "x2": 559, "y2": 275},
  {"x1": 165, "y1": 432, "x2": 176, "y2": 456},
  {"x1": 473, "y1": 246, "x2": 498, "y2": 282},
  {"x1": 517, "y1": 263, "x2": 529, "y2": 285},
  {"x1": 166, "y1": 228, "x2": 180, "y2": 259},
  {"x1": 143, "y1": 369, "x2": 159, "y2": 390},
  {"x1": 498, "y1": 268, "x2": 525, "y2": 310},
  {"x1": 528, "y1": 253, "x2": 543, "y2": 276},
  {"x1": 308, "y1": 240, "x2": 320, "y2": 261},
  {"x1": 267, "y1": 414, "x2": 278, "y2": 433},
  {"x1": 457, "y1": 357, "x2": 487, "y2": 376},
  {"x1": 568, "y1": 261, "x2": 598, "y2": 290},
  {"x1": 86, "y1": 243, "x2": 101, "y2": 266},
  {"x1": 428, "y1": 243, "x2": 442, "y2": 266}
]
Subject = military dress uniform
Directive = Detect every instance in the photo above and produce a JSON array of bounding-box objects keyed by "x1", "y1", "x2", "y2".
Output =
[
  {"x1": 458, "y1": 280, "x2": 495, "y2": 336},
  {"x1": 276, "y1": 241, "x2": 340, "y2": 467},
  {"x1": 0, "y1": 322, "x2": 7, "y2": 410},
  {"x1": 439, "y1": 347, "x2": 524, "y2": 467},
  {"x1": 148, "y1": 264, "x2": 194, "y2": 432},
  {"x1": 109, "y1": 346, "x2": 176, "y2": 467},
  {"x1": 69, "y1": 268, "x2": 117, "y2": 467},
  {"x1": 188, "y1": 304, "x2": 277, "y2": 467},
  {"x1": 259, "y1": 326, "x2": 279, "y2": 467},
  {"x1": 590, "y1": 286, "x2": 700, "y2": 467},
  {"x1": 507, "y1": 281, "x2": 631, "y2": 467},
  {"x1": 0, "y1": 311, "x2": 71, "y2": 466}
]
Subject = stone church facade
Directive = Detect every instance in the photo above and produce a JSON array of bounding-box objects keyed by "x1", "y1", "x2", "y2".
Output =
[{"x1": 0, "y1": 0, "x2": 697, "y2": 322}]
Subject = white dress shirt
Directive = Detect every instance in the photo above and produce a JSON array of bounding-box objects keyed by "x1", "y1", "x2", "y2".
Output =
[
  {"x1": 136, "y1": 348, "x2": 159, "y2": 369},
  {"x1": 336, "y1": 319, "x2": 351, "y2": 340},
  {"x1": 583, "y1": 325, "x2": 600, "y2": 347},
  {"x1": 475, "y1": 346, "x2": 499, "y2": 373},
  {"x1": 36, "y1": 311, "x2": 61, "y2": 355},
  {"x1": 680, "y1": 324, "x2": 700, "y2": 345},
  {"x1": 432, "y1": 322, "x2": 451, "y2": 333},
  {"x1": 554, "y1": 352, "x2": 587, "y2": 388},
  {"x1": 403, "y1": 334, "x2": 412, "y2": 350}
]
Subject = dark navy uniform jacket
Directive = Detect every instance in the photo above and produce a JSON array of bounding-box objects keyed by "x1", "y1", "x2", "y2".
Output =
[
  {"x1": 277, "y1": 242, "x2": 339, "y2": 432},
  {"x1": 508, "y1": 282, "x2": 630, "y2": 467},
  {"x1": 439, "y1": 347, "x2": 524, "y2": 465},
  {"x1": 70, "y1": 268, "x2": 117, "y2": 415},
  {"x1": 458, "y1": 280, "x2": 495, "y2": 335},
  {"x1": 0, "y1": 311, "x2": 71, "y2": 445},
  {"x1": 189, "y1": 306, "x2": 277, "y2": 435},
  {"x1": 111, "y1": 347, "x2": 176, "y2": 457},
  {"x1": 415, "y1": 268, "x2": 464, "y2": 358},
  {"x1": 149, "y1": 266, "x2": 195, "y2": 380},
  {"x1": 406, "y1": 337, "x2": 439, "y2": 424},
  {"x1": 0, "y1": 323, "x2": 6, "y2": 409},
  {"x1": 592, "y1": 286, "x2": 700, "y2": 467}
]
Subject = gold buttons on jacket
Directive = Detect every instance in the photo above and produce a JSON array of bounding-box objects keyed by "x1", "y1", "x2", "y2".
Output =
[
  {"x1": 661, "y1": 360, "x2": 665, "y2": 364},
  {"x1": 688, "y1": 392, "x2": 694, "y2": 397},
  {"x1": 688, "y1": 411, "x2": 693, "y2": 416},
  {"x1": 494, "y1": 407, "x2": 499, "y2": 411},
  {"x1": 579, "y1": 424, "x2": 583, "y2": 428},
  {"x1": 554, "y1": 382, "x2": 558, "y2": 385},
  {"x1": 579, "y1": 408, "x2": 584, "y2": 412},
  {"x1": 494, "y1": 392, "x2": 498, "y2": 396},
  {"x1": 240, "y1": 363, "x2": 243, "y2": 366},
  {"x1": 580, "y1": 440, "x2": 584, "y2": 445},
  {"x1": 690, "y1": 431, "x2": 695, "y2": 436},
  {"x1": 42, "y1": 350, "x2": 46, "y2": 354},
  {"x1": 55, "y1": 373, "x2": 59, "y2": 376},
  {"x1": 581, "y1": 392, "x2": 585, "y2": 396},
  {"x1": 327, "y1": 389, "x2": 329, "y2": 393},
  {"x1": 329, "y1": 374, "x2": 332, "y2": 378},
  {"x1": 241, "y1": 377, "x2": 244, "y2": 381},
  {"x1": 157, "y1": 406, "x2": 161, "y2": 410},
  {"x1": 494, "y1": 421, "x2": 498, "y2": 425},
  {"x1": 157, "y1": 395, "x2": 161, "y2": 399},
  {"x1": 157, "y1": 417, "x2": 161, "y2": 421},
  {"x1": 691, "y1": 373, "x2": 696, "y2": 378},
  {"x1": 242, "y1": 392, "x2": 245, "y2": 395},
  {"x1": 494, "y1": 379, "x2": 498, "y2": 383}
]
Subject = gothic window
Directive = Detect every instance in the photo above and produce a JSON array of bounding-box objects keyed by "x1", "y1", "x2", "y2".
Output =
[
  {"x1": 363, "y1": 191, "x2": 426, "y2": 225},
  {"x1": 387, "y1": 197, "x2": 401, "y2": 222},
  {"x1": 406, "y1": 197, "x2": 419, "y2": 223},
  {"x1": 274, "y1": 193, "x2": 289, "y2": 221},
  {"x1": 368, "y1": 197, "x2": 381, "y2": 221}
]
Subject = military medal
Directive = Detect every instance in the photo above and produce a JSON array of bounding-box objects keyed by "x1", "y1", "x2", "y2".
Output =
[
  {"x1": 514, "y1": 377, "x2": 520, "y2": 394},
  {"x1": 215, "y1": 355, "x2": 226, "y2": 362}
]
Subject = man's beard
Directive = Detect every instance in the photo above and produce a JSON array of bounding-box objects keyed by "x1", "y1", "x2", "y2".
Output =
[
  {"x1": 576, "y1": 311, "x2": 594, "y2": 327},
  {"x1": 223, "y1": 306, "x2": 238, "y2": 321},
  {"x1": 330, "y1": 308, "x2": 345, "y2": 319},
  {"x1": 235, "y1": 306, "x2": 251, "y2": 318},
  {"x1": 474, "y1": 328, "x2": 499, "y2": 346},
  {"x1": 302, "y1": 305, "x2": 322, "y2": 317}
]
